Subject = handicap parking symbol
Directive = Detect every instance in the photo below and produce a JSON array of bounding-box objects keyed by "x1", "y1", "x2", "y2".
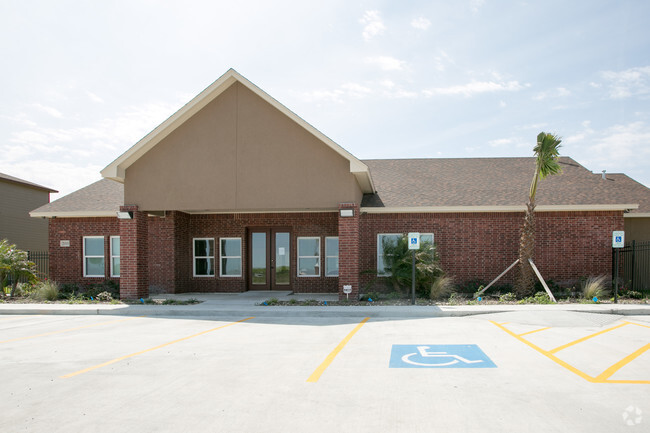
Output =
[{"x1": 389, "y1": 344, "x2": 497, "y2": 368}]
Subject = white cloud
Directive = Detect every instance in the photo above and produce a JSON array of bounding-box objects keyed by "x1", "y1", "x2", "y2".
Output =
[
  {"x1": 470, "y1": 0, "x2": 486, "y2": 14},
  {"x1": 423, "y1": 80, "x2": 525, "y2": 97},
  {"x1": 360, "y1": 10, "x2": 385, "y2": 41},
  {"x1": 340, "y1": 83, "x2": 373, "y2": 97},
  {"x1": 301, "y1": 80, "x2": 418, "y2": 103},
  {"x1": 86, "y1": 91, "x2": 105, "y2": 103},
  {"x1": 411, "y1": 17, "x2": 431, "y2": 30},
  {"x1": 433, "y1": 51, "x2": 455, "y2": 72},
  {"x1": 533, "y1": 87, "x2": 571, "y2": 101},
  {"x1": 364, "y1": 56, "x2": 406, "y2": 71},
  {"x1": 32, "y1": 103, "x2": 64, "y2": 119},
  {"x1": 600, "y1": 65, "x2": 650, "y2": 98},
  {"x1": 564, "y1": 121, "x2": 650, "y2": 186}
]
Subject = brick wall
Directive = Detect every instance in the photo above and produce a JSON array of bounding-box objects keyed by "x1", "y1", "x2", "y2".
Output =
[
  {"x1": 360, "y1": 211, "x2": 624, "y2": 289},
  {"x1": 48, "y1": 209, "x2": 623, "y2": 296},
  {"x1": 48, "y1": 217, "x2": 120, "y2": 284},
  {"x1": 119, "y1": 206, "x2": 148, "y2": 299},
  {"x1": 338, "y1": 203, "x2": 360, "y2": 299}
]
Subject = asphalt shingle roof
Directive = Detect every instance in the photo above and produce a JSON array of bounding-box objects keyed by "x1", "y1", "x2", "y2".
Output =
[
  {"x1": 361, "y1": 157, "x2": 650, "y2": 213},
  {"x1": 30, "y1": 179, "x2": 123, "y2": 215}
]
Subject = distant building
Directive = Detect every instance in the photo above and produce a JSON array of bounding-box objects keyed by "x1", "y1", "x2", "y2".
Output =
[{"x1": 0, "y1": 172, "x2": 57, "y2": 251}]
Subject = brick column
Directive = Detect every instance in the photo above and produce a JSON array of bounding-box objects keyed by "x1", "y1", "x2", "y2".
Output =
[
  {"x1": 338, "y1": 203, "x2": 360, "y2": 300},
  {"x1": 119, "y1": 205, "x2": 148, "y2": 299}
]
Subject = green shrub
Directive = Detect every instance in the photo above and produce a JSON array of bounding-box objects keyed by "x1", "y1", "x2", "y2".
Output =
[
  {"x1": 447, "y1": 292, "x2": 462, "y2": 305},
  {"x1": 518, "y1": 291, "x2": 553, "y2": 304},
  {"x1": 373, "y1": 235, "x2": 444, "y2": 298},
  {"x1": 499, "y1": 292, "x2": 517, "y2": 303},
  {"x1": 624, "y1": 290, "x2": 643, "y2": 300}
]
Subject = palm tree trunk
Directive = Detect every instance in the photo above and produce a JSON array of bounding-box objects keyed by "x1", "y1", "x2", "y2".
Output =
[{"x1": 516, "y1": 199, "x2": 537, "y2": 296}]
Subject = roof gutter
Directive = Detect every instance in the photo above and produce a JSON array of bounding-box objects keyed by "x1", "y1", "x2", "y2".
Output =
[{"x1": 361, "y1": 204, "x2": 640, "y2": 214}]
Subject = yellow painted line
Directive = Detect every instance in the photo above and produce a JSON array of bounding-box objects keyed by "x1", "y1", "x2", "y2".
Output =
[
  {"x1": 492, "y1": 321, "x2": 650, "y2": 385},
  {"x1": 491, "y1": 321, "x2": 597, "y2": 383},
  {"x1": 307, "y1": 317, "x2": 369, "y2": 383},
  {"x1": 0, "y1": 317, "x2": 141, "y2": 344},
  {"x1": 62, "y1": 317, "x2": 254, "y2": 378},
  {"x1": 629, "y1": 321, "x2": 650, "y2": 329},
  {"x1": 595, "y1": 343, "x2": 650, "y2": 382},
  {"x1": 548, "y1": 322, "x2": 630, "y2": 354},
  {"x1": 518, "y1": 327, "x2": 551, "y2": 337}
]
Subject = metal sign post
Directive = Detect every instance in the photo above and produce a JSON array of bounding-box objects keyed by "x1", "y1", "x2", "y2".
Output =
[
  {"x1": 408, "y1": 233, "x2": 420, "y2": 305},
  {"x1": 612, "y1": 231, "x2": 625, "y2": 304}
]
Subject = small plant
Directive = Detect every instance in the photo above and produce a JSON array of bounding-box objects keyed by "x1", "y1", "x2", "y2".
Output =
[
  {"x1": 582, "y1": 275, "x2": 609, "y2": 300},
  {"x1": 289, "y1": 298, "x2": 298, "y2": 305},
  {"x1": 518, "y1": 291, "x2": 553, "y2": 304},
  {"x1": 32, "y1": 280, "x2": 59, "y2": 301},
  {"x1": 430, "y1": 275, "x2": 455, "y2": 300},
  {"x1": 447, "y1": 292, "x2": 462, "y2": 305},
  {"x1": 624, "y1": 290, "x2": 643, "y2": 300},
  {"x1": 266, "y1": 298, "x2": 279, "y2": 306},
  {"x1": 499, "y1": 292, "x2": 517, "y2": 303},
  {"x1": 95, "y1": 291, "x2": 113, "y2": 302}
]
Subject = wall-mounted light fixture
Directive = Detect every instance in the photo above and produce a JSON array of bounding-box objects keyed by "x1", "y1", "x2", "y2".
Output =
[
  {"x1": 339, "y1": 209, "x2": 354, "y2": 217},
  {"x1": 116, "y1": 211, "x2": 134, "y2": 219}
]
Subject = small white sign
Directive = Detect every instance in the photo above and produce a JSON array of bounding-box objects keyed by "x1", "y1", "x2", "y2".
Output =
[
  {"x1": 612, "y1": 231, "x2": 625, "y2": 248},
  {"x1": 408, "y1": 232, "x2": 420, "y2": 250},
  {"x1": 278, "y1": 247, "x2": 285, "y2": 256},
  {"x1": 60, "y1": 240, "x2": 70, "y2": 247},
  {"x1": 343, "y1": 285, "x2": 352, "y2": 294}
]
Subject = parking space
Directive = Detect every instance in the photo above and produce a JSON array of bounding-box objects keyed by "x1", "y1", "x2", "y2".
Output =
[
  {"x1": 490, "y1": 316, "x2": 650, "y2": 384},
  {"x1": 0, "y1": 312, "x2": 648, "y2": 432}
]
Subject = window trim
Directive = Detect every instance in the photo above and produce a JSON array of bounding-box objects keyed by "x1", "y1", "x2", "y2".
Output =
[
  {"x1": 83, "y1": 236, "x2": 105, "y2": 278},
  {"x1": 420, "y1": 233, "x2": 434, "y2": 245},
  {"x1": 110, "y1": 236, "x2": 120, "y2": 278},
  {"x1": 193, "y1": 237, "x2": 215, "y2": 277},
  {"x1": 219, "y1": 237, "x2": 242, "y2": 278},
  {"x1": 377, "y1": 233, "x2": 402, "y2": 276},
  {"x1": 297, "y1": 236, "x2": 321, "y2": 277},
  {"x1": 325, "y1": 236, "x2": 339, "y2": 277}
]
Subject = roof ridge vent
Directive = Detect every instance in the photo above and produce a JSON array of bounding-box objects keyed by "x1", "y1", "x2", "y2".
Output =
[{"x1": 602, "y1": 170, "x2": 606, "y2": 180}]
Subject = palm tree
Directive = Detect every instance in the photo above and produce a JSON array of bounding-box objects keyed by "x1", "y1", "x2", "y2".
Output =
[
  {"x1": 0, "y1": 239, "x2": 38, "y2": 297},
  {"x1": 516, "y1": 132, "x2": 562, "y2": 296}
]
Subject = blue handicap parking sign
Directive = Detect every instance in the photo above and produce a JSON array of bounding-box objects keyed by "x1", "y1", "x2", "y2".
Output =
[{"x1": 389, "y1": 344, "x2": 496, "y2": 368}]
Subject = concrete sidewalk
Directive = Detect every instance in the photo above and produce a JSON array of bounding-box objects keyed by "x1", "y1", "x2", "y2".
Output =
[{"x1": 1, "y1": 291, "x2": 649, "y2": 318}]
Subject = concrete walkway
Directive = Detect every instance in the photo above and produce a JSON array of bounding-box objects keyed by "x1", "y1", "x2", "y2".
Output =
[{"x1": 1, "y1": 291, "x2": 649, "y2": 318}]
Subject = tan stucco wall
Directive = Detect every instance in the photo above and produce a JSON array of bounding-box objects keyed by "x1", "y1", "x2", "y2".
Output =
[
  {"x1": 125, "y1": 82, "x2": 362, "y2": 212},
  {"x1": 0, "y1": 181, "x2": 50, "y2": 251},
  {"x1": 625, "y1": 217, "x2": 650, "y2": 242}
]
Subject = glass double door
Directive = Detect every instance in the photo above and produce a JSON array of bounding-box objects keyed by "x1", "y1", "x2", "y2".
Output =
[{"x1": 248, "y1": 228, "x2": 291, "y2": 290}]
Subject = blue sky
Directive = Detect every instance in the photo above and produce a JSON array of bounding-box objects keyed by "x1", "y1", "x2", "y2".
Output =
[{"x1": 1, "y1": 0, "x2": 649, "y2": 198}]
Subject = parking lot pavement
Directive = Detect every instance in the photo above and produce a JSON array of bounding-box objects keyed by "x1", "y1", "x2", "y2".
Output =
[{"x1": 0, "y1": 312, "x2": 648, "y2": 433}]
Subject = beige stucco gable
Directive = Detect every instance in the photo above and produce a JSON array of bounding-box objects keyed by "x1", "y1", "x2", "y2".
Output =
[{"x1": 123, "y1": 81, "x2": 364, "y2": 212}]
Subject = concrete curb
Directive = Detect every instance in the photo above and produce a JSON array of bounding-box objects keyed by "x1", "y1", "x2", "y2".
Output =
[{"x1": 1, "y1": 303, "x2": 649, "y2": 318}]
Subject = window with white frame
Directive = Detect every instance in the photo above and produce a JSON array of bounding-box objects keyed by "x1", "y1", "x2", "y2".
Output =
[
  {"x1": 110, "y1": 236, "x2": 120, "y2": 277},
  {"x1": 193, "y1": 238, "x2": 215, "y2": 276},
  {"x1": 297, "y1": 237, "x2": 320, "y2": 276},
  {"x1": 220, "y1": 238, "x2": 242, "y2": 277},
  {"x1": 420, "y1": 233, "x2": 434, "y2": 246},
  {"x1": 377, "y1": 233, "x2": 401, "y2": 276},
  {"x1": 83, "y1": 236, "x2": 105, "y2": 277},
  {"x1": 325, "y1": 237, "x2": 339, "y2": 277}
]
